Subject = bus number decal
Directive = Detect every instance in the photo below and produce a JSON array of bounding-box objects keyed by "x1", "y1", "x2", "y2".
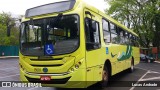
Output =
[{"x1": 106, "y1": 47, "x2": 109, "y2": 54}]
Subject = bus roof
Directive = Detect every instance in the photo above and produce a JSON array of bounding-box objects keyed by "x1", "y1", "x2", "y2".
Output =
[{"x1": 22, "y1": 0, "x2": 138, "y2": 37}]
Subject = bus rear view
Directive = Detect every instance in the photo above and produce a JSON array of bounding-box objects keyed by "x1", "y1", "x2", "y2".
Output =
[{"x1": 19, "y1": 0, "x2": 87, "y2": 88}]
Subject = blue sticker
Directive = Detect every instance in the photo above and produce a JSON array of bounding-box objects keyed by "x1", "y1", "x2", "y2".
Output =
[
  {"x1": 45, "y1": 44, "x2": 54, "y2": 55},
  {"x1": 106, "y1": 47, "x2": 109, "y2": 54}
]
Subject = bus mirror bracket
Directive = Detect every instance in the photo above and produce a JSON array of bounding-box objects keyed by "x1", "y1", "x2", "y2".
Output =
[{"x1": 85, "y1": 11, "x2": 93, "y2": 19}]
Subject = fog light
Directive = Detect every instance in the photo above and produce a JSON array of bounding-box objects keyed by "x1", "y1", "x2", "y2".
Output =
[
  {"x1": 75, "y1": 64, "x2": 79, "y2": 69},
  {"x1": 71, "y1": 68, "x2": 74, "y2": 72}
]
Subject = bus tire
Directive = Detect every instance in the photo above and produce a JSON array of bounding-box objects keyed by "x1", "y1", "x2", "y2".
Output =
[
  {"x1": 101, "y1": 66, "x2": 109, "y2": 88},
  {"x1": 128, "y1": 58, "x2": 134, "y2": 73}
]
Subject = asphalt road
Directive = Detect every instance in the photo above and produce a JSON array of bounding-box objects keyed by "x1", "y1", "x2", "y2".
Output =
[{"x1": 0, "y1": 58, "x2": 160, "y2": 90}]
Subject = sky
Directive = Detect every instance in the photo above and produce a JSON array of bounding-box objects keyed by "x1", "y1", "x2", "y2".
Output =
[{"x1": 0, "y1": 0, "x2": 109, "y2": 16}]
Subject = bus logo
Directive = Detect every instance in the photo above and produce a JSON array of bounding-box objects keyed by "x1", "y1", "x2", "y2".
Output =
[
  {"x1": 117, "y1": 45, "x2": 132, "y2": 61},
  {"x1": 43, "y1": 67, "x2": 48, "y2": 73},
  {"x1": 111, "y1": 52, "x2": 117, "y2": 58}
]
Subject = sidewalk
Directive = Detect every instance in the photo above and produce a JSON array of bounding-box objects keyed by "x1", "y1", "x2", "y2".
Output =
[{"x1": 0, "y1": 56, "x2": 19, "y2": 59}]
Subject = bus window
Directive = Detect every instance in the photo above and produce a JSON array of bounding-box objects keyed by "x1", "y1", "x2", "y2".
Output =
[
  {"x1": 110, "y1": 23, "x2": 119, "y2": 44},
  {"x1": 102, "y1": 19, "x2": 109, "y2": 31},
  {"x1": 124, "y1": 32, "x2": 130, "y2": 44},
  {"x1": 102, "y1": 19, "x2": 110, "y2": 43},
  {"x1": 132, "y1": 36, "x2": 139, "y2": 47},
  {"x1": 129, "y1": 33, "x2": 132, "y2": 39},
  {"x1": 110, "y1": 23, "x2": 117, "y2": 34},
  {"x1": 111, "y1": 33, "x2": 119, "y2": 43},
  {"x1": 118, "y1": 27, "x2": 125, "y2": 44},
  {"x1": 85, "y1": 18, "x2": 100, "y2": 50}
]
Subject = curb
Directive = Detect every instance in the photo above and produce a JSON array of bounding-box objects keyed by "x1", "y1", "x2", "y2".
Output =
[{"x1": 0, "y1": 56, "x2": 19, "y2": 59}]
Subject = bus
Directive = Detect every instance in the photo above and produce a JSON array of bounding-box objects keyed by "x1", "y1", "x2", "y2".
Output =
[{"x1": 18, "y1": 0, "x2": 140, "y2": 88}]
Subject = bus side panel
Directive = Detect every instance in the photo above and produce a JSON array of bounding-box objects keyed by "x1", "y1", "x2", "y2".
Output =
[{"x1": 133, "y1": 47, "x2": 140, "y2": 65}]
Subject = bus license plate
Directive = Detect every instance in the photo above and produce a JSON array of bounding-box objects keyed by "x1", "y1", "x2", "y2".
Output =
[{"x1": 40, "y1": 76, "x2": 51, "y2": 81}]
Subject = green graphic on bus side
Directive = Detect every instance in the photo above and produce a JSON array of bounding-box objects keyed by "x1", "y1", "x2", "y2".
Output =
[{"x1": 111, "y1": 45, "x2": 132, "y2": 61}]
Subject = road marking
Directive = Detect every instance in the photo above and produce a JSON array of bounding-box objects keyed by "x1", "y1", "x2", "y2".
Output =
[
  {"x1": 135, "y1": 67, "x2": 148, "y2": 71},
  {"x1": 148, "y1": 71, "x2": 160, "y2": 74},
  {"x1": 155, "y1": 61, "x2": 160, "y2": 64},
  {"x1": 0, "y1": 74, "x2": 19, "y2": 79},
  {"x1": 136, "y1": 67, "x2": 160, "y2": 74},
  {"x1": 141, "y1": 76, "x2": 160, "y2": 81},
  {"x1": 27, "y1": 87, "x2": 38, "y2": 90},
  {"x1": 27, "y1": 87, "x2": 55, "y2": 90},
  {"x1": 129, "y1": 70, "x2": 149, "y2": 90}
]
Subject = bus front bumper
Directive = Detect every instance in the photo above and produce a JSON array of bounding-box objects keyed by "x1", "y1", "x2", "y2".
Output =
[{"x1": 20, "y1": 68, "x2": 86, "y2": 88}]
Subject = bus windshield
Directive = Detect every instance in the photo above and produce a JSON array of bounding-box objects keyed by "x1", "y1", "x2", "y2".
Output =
[{"x1": 20, "y1": 15, "x2": 79, "y2": 56}]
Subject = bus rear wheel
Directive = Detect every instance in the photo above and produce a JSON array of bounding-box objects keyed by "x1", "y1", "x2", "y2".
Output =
[
  {"x1": 101, "y1": 66, "x2": 109, "y2": 87},
  {"x1": 128, "y1": 58, "x2": 134, "y2": 73}
]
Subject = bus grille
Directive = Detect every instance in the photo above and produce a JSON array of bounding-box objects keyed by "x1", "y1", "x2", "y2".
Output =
[{"x1": 30, "y1": 64, "x2": 63, "y2": 67}]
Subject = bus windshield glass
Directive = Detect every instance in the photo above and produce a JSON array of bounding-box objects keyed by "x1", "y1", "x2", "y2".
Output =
[{"x1": 20, "y1": 15, "x2": 79, "y2": 56}]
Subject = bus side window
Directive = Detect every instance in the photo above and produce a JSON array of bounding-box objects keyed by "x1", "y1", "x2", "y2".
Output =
[
  {"x1": 102, "y1": 19, "x2": 111, "y2": 43},
  {"x1": 85, "y1": 18, "x2": 101, "y2": 50},
  {"x1": 130, "y1": 35, "x2": 138, "y2": 47},
  {"x1": 134, "y1": 37, "x2": 139, "y2": 47},
  {"x1": 124, "y1": 32, "x2": 130, "y2": 44},
  {"x1": 118, "y1": 27, "x2": 125, "y2": 44},
  {"x1": 110, "y1": 23, "x2": 119, "y2": 44}
]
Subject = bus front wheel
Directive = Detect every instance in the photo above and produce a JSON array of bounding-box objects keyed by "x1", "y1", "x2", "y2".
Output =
[{"x1": 101, "y1": 66, "x2": 109, "y2": 87}]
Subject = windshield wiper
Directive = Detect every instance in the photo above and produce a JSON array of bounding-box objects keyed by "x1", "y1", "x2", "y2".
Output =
[{"x1": 53, "y1": 13, "x2": 63, "y2": 25}]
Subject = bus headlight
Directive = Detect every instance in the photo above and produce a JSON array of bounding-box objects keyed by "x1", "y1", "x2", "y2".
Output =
[
  {"x1": 69, "y1": 58, "x2": 84, "y2": 73},
  {"x1": 71, "y1": 68, "x2": 74, "y2": 72},
  {"x1": 75, "y1": 64, "x2": 79, "y2": 69}
]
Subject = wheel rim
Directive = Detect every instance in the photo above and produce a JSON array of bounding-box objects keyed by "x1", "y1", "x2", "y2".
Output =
[
  {"x1": 131, "y1": 60, "x2": 134, "y2": 71},
  {"x1": 102, "y1": 70, "x2": 108, "y2": 81},
  {"x1": 148, "y1": 60, "x2": 151, "y2": 63},
  {"x1": 131, "y1": 64, "x2": 134, "y2": 71}
]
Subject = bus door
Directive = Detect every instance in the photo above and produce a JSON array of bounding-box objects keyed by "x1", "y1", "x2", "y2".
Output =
[{"x1": 84, "y1": 10, "x2": 102, "y2": 85}]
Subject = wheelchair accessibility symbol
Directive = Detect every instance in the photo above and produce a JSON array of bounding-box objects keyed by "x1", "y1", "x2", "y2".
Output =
[{"x1": 45, "y1": 44, "x2": 54, "y2": 55}]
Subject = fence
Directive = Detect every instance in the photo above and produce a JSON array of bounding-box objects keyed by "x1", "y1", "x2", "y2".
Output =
[{"x1": 0, "y1": 46, "x2": 19, "y2": 56}]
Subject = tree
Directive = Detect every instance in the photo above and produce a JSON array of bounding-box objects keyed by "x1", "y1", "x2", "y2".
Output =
[
  {"x1": 0, "y1": 12, "x2": 19, "y2": 45},
  {"x1": 105, "y1": 0, "x2": 160, "y2": 52}
]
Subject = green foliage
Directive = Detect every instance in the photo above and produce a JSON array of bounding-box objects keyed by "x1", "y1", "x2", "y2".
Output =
[
  {"x1": 0, "y1": 12, "x2": 19, "y2": 45},
  {"x1": 105, "y1": 0, "x2": 160, "y2": 49}
]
